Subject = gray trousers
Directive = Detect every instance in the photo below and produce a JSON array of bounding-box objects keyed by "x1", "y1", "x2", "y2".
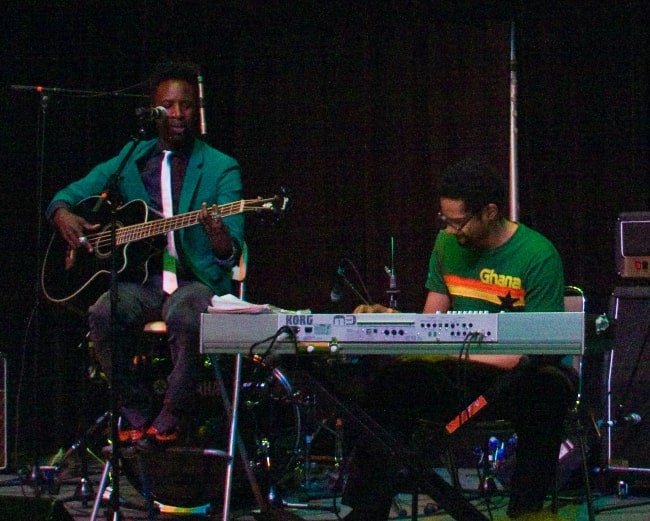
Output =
[{"x1": 88, "y1": 275, "x2": 213, "y2": 432}]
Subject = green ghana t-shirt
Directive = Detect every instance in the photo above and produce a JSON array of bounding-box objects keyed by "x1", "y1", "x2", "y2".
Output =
[{"x1": 426, "y1": 223, "x2": 565, "y2": 313}]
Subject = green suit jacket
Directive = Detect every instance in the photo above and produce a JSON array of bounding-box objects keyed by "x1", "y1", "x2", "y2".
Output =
[{"x1": 47, "y1": 138, "x2": 245, "y2": 296}]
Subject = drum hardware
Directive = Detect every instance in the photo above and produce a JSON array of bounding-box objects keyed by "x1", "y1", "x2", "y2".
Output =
[
  {"x1": 54, "y1": 410, "x2": 111, "y2": 505},
  {"x1": 299, "y1": 391, "x2": 318, "y2": 491},
  {"x1": 231, "y1": 360, "x2": 350, "y2": 519},
  {"x1": 210, "y1": 355, "x2": 282, "y2": 514},
  {"x1": 112, "y1": 355, "x2": 270, "y2": 517},
  {"x1": 77, "y1": 343, "x2": 331, "y2": 519},
  {"x1": 291, "y1": 389, "x2": 346, "y2": 497},
  {"x1": 106, "y1": 353, "x2": 305, "y2": 518},
  {"x1": 297, "y1": 373, "x2": 492, "y2": 521},
  {"x1": 3, "y1": 463, "x2": 50, "y2": 497},
  {"x1": 50, "y1": 333, "x2": 113, "y2": 507},
  {"x1": 247, "y1": 371, "x2": 352, "y2": 520},
  {"x1": 450, "y1": 431, "x2": 516, "y2": 517},
  {"x1": 473, "y1": 433, "x2": 517, "y2": 494},
  {"x1": 90, "y1": 446, "x2": 157, "y2": 521}
]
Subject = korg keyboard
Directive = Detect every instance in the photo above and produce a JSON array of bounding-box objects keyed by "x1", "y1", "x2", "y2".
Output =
[{"x1": 200, "y1": 311, "x2": 584, "y2": 356}]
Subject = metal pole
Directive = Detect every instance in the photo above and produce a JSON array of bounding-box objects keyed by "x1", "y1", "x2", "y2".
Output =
[{"x1": 509, "y1": 21, "x2": 519, "y2": 222}]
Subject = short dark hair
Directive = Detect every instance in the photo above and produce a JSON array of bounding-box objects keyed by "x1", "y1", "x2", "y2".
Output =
[
  {"x1": 439, "y1": 157, "x2": 508, "y2": 214},
  {"x1": 148, "y1": 60, "x2": 201, "y2": 99}
]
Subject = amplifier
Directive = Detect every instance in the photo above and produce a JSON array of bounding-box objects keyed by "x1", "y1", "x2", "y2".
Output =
[
  {"x1": 616, "y1": 212, "x2": 650, "y2": 278},
  {"x1": 605, "y1": 287, "x2": 650, "y2": 472}
]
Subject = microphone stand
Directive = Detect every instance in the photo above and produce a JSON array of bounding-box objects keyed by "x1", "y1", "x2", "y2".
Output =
[
  {"x1": 93, "y1": 125, "x2": 146, "y2": 521},
  {"x1": 384, "y1": 236, "x2": 399, "y2": 310},
  {"x1": 9, "y1": 82, "x2": 147, "y2": 492},
  {"x1": 11, "y1": 84, "x2": 147, "y2": 99},
  {"x1": 10, "y1": 82, "x2": 151, "y2": 516},
  {"x1": 14, "y1": 84, "x2": 69, "y2": 495},
  {"x1": 27, "y1": 85, "x2": 49, "y2": 495},
  {"x1": 336, "y1": 267, "x2": 371, "y2": 307}
]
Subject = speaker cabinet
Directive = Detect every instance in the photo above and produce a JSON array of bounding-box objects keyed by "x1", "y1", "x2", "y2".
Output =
[
  {"x1": 0, "y1": 497, "x2": 73, "y2": 521},
  {"x1": 605, "y1": 286, "x2": 650, "y2": 472},
  {"x1": 616, "y1": 212, "x2": 650, "y2": 278}
]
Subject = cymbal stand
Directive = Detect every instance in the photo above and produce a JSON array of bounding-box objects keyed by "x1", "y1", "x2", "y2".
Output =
[
  {"x1": 52, "y1": 330, "x2": 110, "y2": 505},
  {"x1": 89, "y1": 452, "x2": 150, "y2": 521},
  {"x1": 90, "y1": 457, "x2": 113, "y2": 521},
  {"x1": 56, "y1": 410, "x2": 111, "y2": 505}
]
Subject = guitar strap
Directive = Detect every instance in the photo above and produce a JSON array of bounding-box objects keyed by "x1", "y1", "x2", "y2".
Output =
[{"x1": 161, "y1": 150, "x2": 178, "y2": 294}]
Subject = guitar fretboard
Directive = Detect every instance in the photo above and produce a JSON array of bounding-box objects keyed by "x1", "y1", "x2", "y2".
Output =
[{"x1": 116, "y1": 200, "x2": 245, "y2": 245}]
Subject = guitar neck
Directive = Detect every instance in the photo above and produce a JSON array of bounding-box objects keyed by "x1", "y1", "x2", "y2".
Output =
[{"x1": 116, "y1": 200, "x2": 245, "y2": 245}]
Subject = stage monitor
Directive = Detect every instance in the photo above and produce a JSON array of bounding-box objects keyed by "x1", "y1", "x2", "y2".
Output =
[{"x1": 616, "y1": 212, "x2": 650, "y2": 278}]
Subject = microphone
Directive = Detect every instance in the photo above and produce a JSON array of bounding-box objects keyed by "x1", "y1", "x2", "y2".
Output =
[
  {"x1": 197, "y1": 74, "x2": 208, "y2": 136},
  {"x1": 330, "y1": 281, "x2": 344, "y2": 303},
  {"x1": 330, "y1": 265, "x2": 345, "y2": 303},
  {"x1": 135, "y1": 106, "x2": 168, "y2": 121},
  {"x1": 601, "y1": 413, "x2": 642, "y2": 427}
]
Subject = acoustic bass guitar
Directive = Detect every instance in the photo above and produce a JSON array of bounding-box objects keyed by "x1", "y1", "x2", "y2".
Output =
[{"x1": 41, "y1": 193, "x2": 287, "y2": 304}]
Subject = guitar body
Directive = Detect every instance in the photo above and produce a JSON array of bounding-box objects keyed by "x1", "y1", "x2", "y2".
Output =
[
  {"x1": 41, "y1": 197, "x2": 159, "y2": 304},
  {"x1": 41, "y1": 189, "x2": 288, "y2": 307}
]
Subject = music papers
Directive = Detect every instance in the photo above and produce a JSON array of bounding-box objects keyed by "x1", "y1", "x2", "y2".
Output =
[
  {"x1": 208, "y1": 294, "x2": 272, "y2": 314},
  {"x1": 208, "y1": 294, "x2": 310, "y2": 315}
]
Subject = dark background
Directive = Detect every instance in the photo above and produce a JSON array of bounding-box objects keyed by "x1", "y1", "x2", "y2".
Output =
[{"x1": 0, "y1": 1, "x2": 648, "y2": 465}]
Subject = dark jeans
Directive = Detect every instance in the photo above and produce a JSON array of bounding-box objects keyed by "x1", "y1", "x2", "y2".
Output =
[
  {"x1": 342, "y1": 358, "x2": 575, "y2": 516},
  {"x1": 88, "y1": 275, "x2": 214, "y2": 432}
]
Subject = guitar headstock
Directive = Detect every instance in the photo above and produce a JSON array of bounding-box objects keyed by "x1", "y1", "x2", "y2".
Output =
[
  {"x1": 272, "y1": 186, "x2": 291, "y2": 219},
  {"x1": 245, "y1": 186, "x2": 291, "y2": 223}
]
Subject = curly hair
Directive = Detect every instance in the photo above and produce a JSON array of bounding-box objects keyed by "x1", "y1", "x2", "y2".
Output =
[
  {"x1": 439, "y1": 157, "x2": 508, "y2": 214},
  {"x1": 148, "y1": 60, "x2": 201, "y2": 99}
]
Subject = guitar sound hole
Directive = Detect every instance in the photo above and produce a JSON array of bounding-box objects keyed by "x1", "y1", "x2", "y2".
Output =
[{"x1": 94, "y1": 223, "x2": 123, "y2": 259}]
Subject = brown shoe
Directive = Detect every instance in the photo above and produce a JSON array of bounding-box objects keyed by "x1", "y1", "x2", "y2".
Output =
[
  {"x1": 145, "y1": 425, "x2": 179, "y2": 443},
  {"x1": 118, "y1": 428, "x2": 145, "y2": 444},
  {"x1": 135, "y1": 425, "x2": 179, "y2": 452}
]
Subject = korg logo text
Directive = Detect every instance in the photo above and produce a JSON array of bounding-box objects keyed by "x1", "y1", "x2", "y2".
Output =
[{"x1": 284, "y1": 315, "x2": 314, "y2": 325}]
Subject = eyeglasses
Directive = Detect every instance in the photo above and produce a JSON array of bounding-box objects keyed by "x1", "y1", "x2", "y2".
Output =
[{"x1": 436, "y1": 212, "x2": 475, "y2": 233}]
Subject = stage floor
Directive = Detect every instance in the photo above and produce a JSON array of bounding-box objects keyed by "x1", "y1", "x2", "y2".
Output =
[{"x1": 1, "y1": 452, "x2": 650, "y2": 521}]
